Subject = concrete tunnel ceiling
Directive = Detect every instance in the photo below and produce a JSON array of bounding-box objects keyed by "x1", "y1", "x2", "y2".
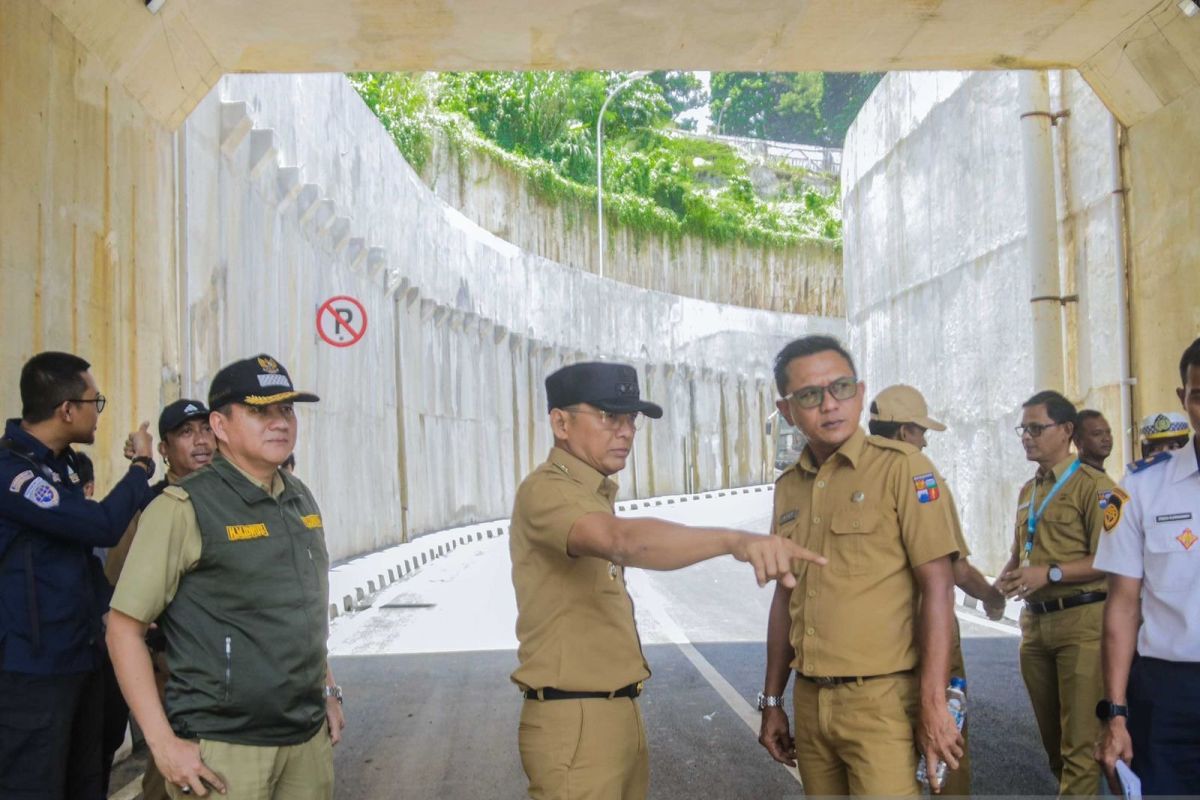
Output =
[{"x1": 40, "y1": 0, "x2": 1199, "y2": 130}]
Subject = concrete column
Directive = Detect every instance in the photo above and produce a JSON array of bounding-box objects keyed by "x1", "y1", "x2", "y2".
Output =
[{"x1": 1019, "y1": 71, "x2": 1066, "y2": 392}]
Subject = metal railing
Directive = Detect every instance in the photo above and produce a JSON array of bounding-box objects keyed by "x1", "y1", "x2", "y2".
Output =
[{"x1": 666, "y1": 129, "x2": 842, "y2": 175}]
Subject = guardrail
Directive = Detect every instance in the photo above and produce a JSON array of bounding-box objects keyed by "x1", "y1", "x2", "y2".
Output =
[{"x1": 666, "y1": 129, "x2": 842, "y2": 175}]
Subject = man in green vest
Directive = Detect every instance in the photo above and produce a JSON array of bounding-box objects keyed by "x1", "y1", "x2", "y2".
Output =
[{"x1": 107, "y1": 355, "x2": 345, "y2": 799}]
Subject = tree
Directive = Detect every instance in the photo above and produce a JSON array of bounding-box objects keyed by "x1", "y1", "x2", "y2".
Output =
[
  {"x1": 710, "y1": 71, "x2": 883, "y2": 146},
  {"x1": 647, "y1": 71, "x2": 708, "y2": 120}
]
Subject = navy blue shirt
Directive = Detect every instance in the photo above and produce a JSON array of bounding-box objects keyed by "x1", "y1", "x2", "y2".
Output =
[{"x1": 0, "y1": 418, "x2": 153, "y2": 674}]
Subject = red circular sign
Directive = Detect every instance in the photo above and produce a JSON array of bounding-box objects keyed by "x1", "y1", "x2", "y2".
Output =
[{"x1": 316, "y1": 295, "x2": 367, "y2": 348}]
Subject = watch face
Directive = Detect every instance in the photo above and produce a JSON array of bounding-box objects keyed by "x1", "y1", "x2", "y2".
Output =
[
  {"x1": 1049, "y1": 565, "x2": 1063, "y2": 583},
  {"x1": 1095, "y1": 699, "x2": 1111, "y2": 721}
]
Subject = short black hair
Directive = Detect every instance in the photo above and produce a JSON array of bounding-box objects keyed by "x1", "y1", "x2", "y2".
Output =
[
  {"x1": 73, "y1": 451, "x2": 95, "y2": 485},
  {"x1": 773, "y1": 336, "x2": 857, "y2": 397},
  {"x1": 20, "y1": 352, "x2": 91, "y2": 423},
  {"x1": 1023, "y1": 390, "x2": 1077, "y2": 427},
  {"x1": 1181, "y1": 337, "x2": 1200, "y2": 387},
  {"x1": 1072, "y1": 409, "x2": 1104, "y2": 440},
  {"x1": 867, "y1": 400, "x2": 904, "y2": 439}
]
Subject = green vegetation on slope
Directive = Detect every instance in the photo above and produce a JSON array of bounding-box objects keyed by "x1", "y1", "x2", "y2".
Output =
[{"x1": 350, "y1": 71, "x2": 843, "y2": 248}]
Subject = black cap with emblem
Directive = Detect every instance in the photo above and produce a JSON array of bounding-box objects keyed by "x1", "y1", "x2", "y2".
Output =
[
  {"x1": 545, "y1": 362, "x2": 663, "y2": 419},
  {"x1": 158, "y1": 399, "x2": 210, "y2": 439},
  {"x1": 208, "y1": 354, "x2": 320, "y2": 409}
]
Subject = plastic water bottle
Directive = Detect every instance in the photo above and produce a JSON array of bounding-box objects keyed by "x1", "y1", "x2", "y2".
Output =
[{"x1": 916, "y1": 677, "x2": 967, "y2": 790}]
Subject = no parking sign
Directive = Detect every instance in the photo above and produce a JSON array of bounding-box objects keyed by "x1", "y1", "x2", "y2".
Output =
[{"x1": 316, "y1": 295, "x2": 367, "y2": 348}]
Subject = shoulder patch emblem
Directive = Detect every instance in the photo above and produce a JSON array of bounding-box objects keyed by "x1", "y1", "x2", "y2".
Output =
[
  {"x1": 1101, "y1": 486, "x2": 1129, "y2": 532},
  {"x1": 226, "y1": 523, "x2": 269, "y2": 541},
  {"x1": 1128, "y1": 451, "x2": 1172, "y2": 474},
  {"x1": 9, "y1": 469, "x2": 35, "y2": 494},
  {"x1": 913, "y1": 472, "x2": 940, "y2": 503},
  {"x1": 23, "y1": 477, "x2": 60, "y2": 509},
  {"x1": 301, "y1": 514, "x2": 323, "y2": 529}
]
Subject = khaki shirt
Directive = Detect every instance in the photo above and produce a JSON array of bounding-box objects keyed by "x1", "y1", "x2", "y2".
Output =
[
  {"x1": 942, "y1": 478, "x2": 971, "y2": 559},
  {"x1": 1010, "y1": 457, "x2": 1113, "y2": 601},
  {"x1": 110, "y1": 461, "x2": 285, "y2": 625},
  {"x1": 509, "y1": 447, "x2": 649, "y2": 692},
  {"x1": 773, "y1": 428, "x2": 960, "y2": 677}
]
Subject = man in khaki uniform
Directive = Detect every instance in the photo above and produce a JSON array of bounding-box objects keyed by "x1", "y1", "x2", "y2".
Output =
[
  {"x1": 868, "y1": 384, "x2": 1010, "y2": 797},
  {"x1": 107, "y1": 356, "x2": 345, "y2": 799},
  {"x1": 757, "y1": 337, "x2": 963, "y2": 796},
  {"x1": 511, "y1": 361, "x2": 824, "y2": 800},
  {"x1": 101, "y1": 399, "x2": 214, "y2": 800},
  {"x1": 997, "y1": 390, "x2": 1114, "y2": 796}
]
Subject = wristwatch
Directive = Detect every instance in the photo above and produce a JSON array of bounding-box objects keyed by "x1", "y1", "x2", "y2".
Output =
[
  {"x1": 756, "y1": 692, "x2": 783, "y2": 711},
  {"x1": 1047, "y1": 563, "x2": 1064, "y2": 584},
  {"x1": 131, "y1": 455, "x2": 156, "y2": 477},
  {"x1": 1095, "y1": 699, "x2": 1128, "y2": 722},
  {"x1": 324, "y1": 685, "x2": 344, "y2": 704}
]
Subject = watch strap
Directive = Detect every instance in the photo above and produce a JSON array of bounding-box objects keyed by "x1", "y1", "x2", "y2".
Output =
[{"x1": 756, "y1": 692, "x2": 784, "y2": 710}]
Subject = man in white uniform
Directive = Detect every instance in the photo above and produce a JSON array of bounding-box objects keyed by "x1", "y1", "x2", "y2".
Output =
[{"x1": 1094, "y1": 336, "x2": 1200, "y2": 794}]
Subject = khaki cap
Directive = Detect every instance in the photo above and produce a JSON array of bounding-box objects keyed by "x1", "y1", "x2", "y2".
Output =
[{"x1": 870, "y1": 385, "x2": 946, "y2": 431}]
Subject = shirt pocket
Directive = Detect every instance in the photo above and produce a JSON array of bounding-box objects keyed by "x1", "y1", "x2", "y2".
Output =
[
  {"x1": 1144, "y1": 524, "x2": 1198, "y2": 592},
  {"x1": 829, "y1": 508, "x2": 882, "y2": 576}
]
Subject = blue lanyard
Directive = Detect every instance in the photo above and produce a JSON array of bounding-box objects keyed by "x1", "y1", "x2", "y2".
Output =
[{"x1": 1024, "y1": 459, "x2": 1081, "y2": 560}]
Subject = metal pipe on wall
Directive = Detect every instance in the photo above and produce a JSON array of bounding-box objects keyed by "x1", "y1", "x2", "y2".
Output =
[
  {"x1": 1019, "y1": 71, "x2": 1066, "y2": 392},
  {"x1": 1108, "y1": 113, "x2": 1135, "y2": 462}
]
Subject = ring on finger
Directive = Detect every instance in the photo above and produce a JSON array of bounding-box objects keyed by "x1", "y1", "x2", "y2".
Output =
[{"x1": 180, "y1": 786, "x2": 192, "y2": 795}]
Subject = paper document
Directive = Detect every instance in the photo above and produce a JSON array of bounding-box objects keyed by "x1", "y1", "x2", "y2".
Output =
[{"x1": 1115, "y1": 760, "x2": 1142, "y2": 800}]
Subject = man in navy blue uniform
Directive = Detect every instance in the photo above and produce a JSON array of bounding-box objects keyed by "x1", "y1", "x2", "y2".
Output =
[{"x1": 0, "y1": 352, "x2": 156, "y2": 800}]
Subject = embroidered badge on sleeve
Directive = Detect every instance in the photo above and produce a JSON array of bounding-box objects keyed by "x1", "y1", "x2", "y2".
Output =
[{"x1": 913, "y1": 473, "x2": 940, "y2": 504}]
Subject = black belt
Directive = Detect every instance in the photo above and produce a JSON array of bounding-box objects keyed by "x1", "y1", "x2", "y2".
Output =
[
  {"x1": 523, "y1": 681, "x2": 643, "y2": 701},
  {"x1": 797, "y1": 669, "x2": 913, "y2": 688},
  {"x1": 1027, "y1": 591, "x2": 1107, "y2": 615}
]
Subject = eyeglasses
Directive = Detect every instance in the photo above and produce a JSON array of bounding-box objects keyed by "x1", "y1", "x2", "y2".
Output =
[
  {"x1": 68, "y1": 395, "x2": 106, "y2": 414},
  {"x1": 1015, "y1": 422, "x2": 1060, "y2": 438},
  {"x1": 569, "y1": 408, "x2": 643, "y2": 431},
  {"x1": 786, "y1": 377, "x2": 858, "y2": 409}
]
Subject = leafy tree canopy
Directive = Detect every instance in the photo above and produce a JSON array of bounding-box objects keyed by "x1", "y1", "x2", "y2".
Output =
[
  {"x1": 351, "y1": 71, "x2": 844, "y2": 247},
  {"x1": 711, "y1": 72, "x2": 882, "y2": 146}
]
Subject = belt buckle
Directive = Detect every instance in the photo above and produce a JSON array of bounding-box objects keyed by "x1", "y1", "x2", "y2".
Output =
[{"x1": 813, "y1": 676, "x2": 839, "y2": 688}]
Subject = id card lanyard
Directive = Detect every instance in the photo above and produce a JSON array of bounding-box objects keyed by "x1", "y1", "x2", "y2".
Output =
[{"x1": 1023, "y1": 459, "x2": 1081, "y2": 566}]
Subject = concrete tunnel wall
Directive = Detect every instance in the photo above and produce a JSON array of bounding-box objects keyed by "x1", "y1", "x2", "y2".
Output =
[
  {"x1": 190, "y1": 73, "x2": 843, "y2": 558},
  {"x1": 842, "y1": 70, "x2": 1135, "y2": 574},
  {"x1": 0, "y1": 3, "x2": 843, "y2": 563}
]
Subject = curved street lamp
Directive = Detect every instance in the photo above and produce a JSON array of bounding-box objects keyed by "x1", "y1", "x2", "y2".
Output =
[{"x1": 596, "y1": 70, "x2": 650, "y2": 280}]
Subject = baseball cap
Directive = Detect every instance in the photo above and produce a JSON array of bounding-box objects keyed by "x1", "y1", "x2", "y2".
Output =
[
  {"x1": 208, "y1": 354, "x2": 320, "y2": 409},
  {"x1": 870, "y1": 385, "x2": 946, "y2": 431},
  {"x1": 545, "y1": 362, "x2": 663, "y2": 419},
  {"x1": 158, "y1": 399, "x2": 210, "y2": 439},
  {"x1": 1139, "y1": 411, "x2": 1189, "y2": 442}
]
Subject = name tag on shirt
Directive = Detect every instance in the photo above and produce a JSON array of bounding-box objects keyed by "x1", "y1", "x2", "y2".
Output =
[
  {"x1": 226, "y1": 523, "x2": 269, "y2": 541},
  {"x1": 1156, "y1": 513, "x2": 1193, "y2": 523}
]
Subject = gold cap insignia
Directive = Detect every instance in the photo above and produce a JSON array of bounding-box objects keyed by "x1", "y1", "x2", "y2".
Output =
[{"x1": 257, "y1": 356, "x2": 280, "y2": 374}]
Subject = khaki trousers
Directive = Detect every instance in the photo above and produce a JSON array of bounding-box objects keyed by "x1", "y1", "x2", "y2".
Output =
[
  {"x1": 164, "y1": 727, "x2": 333, "y2": 800},
  {"x1": 1019, "y1": 600, "x2": 1104, "y2": 797},
  {"x1": 792, "y1": 672, "x2": 921, "y2": 797},
  {"x1": 519, "y1": 697, "x2": 649, "y2": 800}
]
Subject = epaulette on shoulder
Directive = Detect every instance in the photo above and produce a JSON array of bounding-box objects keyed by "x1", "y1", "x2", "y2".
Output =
[
  {"x1": 868, "y1": 434, "x2": 918, "y2": 455},
  {"x1": 162, "y1": 485, "x2": 190, "y2": 501},
  {"x1": 1127, "y1": 450, "x2": 1172, "y2": 474},
  {"x1": 775, "y1": 462, "x2": 798, "y2": 483}
]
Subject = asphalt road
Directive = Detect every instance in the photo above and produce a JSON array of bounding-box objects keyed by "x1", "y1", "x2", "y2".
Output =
[
  {"x1": 110, "y1": 492, "x2": 1070, "y2": 798},
  {"x1": 322, "y1": 492, "x2": 1064, "y2": 799}
]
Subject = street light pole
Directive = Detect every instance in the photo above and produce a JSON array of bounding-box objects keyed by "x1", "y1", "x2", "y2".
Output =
[
  {"x1": 596, "y1": 70, "x2": 649, "y2": 280},
  {"x1": 715, "y1": 97, "x2": 732, "y2": 136}
]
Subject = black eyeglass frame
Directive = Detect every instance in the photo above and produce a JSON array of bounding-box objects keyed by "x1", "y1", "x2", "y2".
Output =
[{"x1": 786, "y1": 377, "x2": 859, "y2": 410}]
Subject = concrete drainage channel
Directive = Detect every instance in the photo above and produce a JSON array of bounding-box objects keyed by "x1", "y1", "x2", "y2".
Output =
[{"x1": 327, "y1": 485, "x2": 777, "y2": 621}]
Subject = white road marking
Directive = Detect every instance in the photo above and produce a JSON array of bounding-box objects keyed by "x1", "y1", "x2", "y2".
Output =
[{"x1": 629, "y1": 570, "x2": 805, "y2": 787}]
